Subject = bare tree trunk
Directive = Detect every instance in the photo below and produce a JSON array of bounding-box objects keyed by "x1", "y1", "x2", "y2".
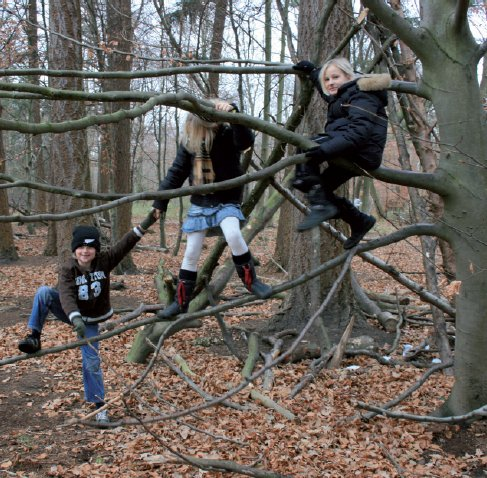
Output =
[
  {"x1": 386, "y1": 1, "x2": 453, "y2": 368},
  {"x1": 388, "y1": 93, "x2": 453, "y2": 372},
  {"x1": 207, "y1": 0, "x2": 228, "y2": 96},
  {"x1": 104, "y1": 0, "x2": 136, "y2": 273},
  {"x1": 47, "y1": 0, "x2": 91, "y2": 263},
  {"x1": 364, "y1": 0, "x2": 487, "y2": 416},
  {"x1": 270, "y1": 0, "x2": 354, "y2": 351},
  {"x1": 273, "y1": 197, "x2": 294, "y2": 270},
  {"x1": 0, "y1": 104, "x2": 19, "y2": 262},
  {"x1": 389, "y1": 0, "x2": 456, "y2": 281},
  {"x1": 27, "y1": 0, "x2": 47, "y2": 215}
]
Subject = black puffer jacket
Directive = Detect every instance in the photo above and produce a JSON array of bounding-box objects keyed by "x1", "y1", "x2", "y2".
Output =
[
  {"x1": 152, "y1": 123, "x2": 254, "y2": 211},
  {"x1": 310, "y1": 73, "x2": 389, "y2": 170}
]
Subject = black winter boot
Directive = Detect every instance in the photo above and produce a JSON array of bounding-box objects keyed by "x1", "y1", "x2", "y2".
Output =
[
  {"x1": 156, "y1": 270, "x2": 196, "y2": 319},
  {"x1": 233, "y1": 252, "x2": 272, "y2": 299},
  {"x1": 333, "y1": 197, "x2": 376, "y2": 249},
  {"x1": 18, "y1": 330, "x2": 41, "y2": 354},
  {"x1": 296, "y1": 185, "x2": 339, "y2": 232}
]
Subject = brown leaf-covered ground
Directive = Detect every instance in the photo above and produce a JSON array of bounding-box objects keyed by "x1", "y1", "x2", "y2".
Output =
[{"x1": 0, "y1": 220, "x2": 485, "y2": 477}]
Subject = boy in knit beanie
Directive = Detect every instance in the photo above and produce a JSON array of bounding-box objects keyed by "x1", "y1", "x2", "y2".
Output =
[{"x1": 18, "y1": 211, "x2": 157, "y2": 423}]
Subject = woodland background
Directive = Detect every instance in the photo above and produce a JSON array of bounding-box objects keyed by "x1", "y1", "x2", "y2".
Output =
[{"x1": 0, "y1": 0, "x2": 487, "y2": 476}]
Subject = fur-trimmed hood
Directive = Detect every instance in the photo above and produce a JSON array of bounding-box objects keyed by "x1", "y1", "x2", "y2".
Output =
[{"x1": 356, "y1": 73, "x2": 391, "y2": 92}]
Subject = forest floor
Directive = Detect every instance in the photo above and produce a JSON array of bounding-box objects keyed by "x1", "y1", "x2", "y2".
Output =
[{"x1": 0, "y1": 219, "x2": 486, "y2": 477}]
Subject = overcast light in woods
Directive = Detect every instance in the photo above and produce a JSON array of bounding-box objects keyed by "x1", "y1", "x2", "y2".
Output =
[{"x1": 1, "y1": 0, "x2": 487, "y2": 477}]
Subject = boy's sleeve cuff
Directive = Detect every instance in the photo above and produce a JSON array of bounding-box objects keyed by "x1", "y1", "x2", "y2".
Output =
[
  {"x1": 69, "y1": 311, "x2": 82, "y2": 323},
  {"x1": 133, "y1": 226, "x2": 144, "y2": 238}
]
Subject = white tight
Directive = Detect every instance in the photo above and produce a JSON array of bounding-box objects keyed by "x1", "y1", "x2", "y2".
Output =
[{"x1": 181, "y1": 216, "x2": 248, "y2": 272}]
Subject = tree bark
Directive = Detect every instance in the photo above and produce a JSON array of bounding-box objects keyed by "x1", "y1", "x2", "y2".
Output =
[
  {"x1": 104, "y1": 0, "x2": 136, "y2": 273},
  {"x1": 27, "y1": 0, "x2": 47, "y2": 215},
  {"x1": 0, "y1": 104, "x2": 18, "y2": 262},
  {"x1": 270, "y1": 0, "x2": 354, "y2": 351},
  {"x1": 363, "y1": 0, "x2": 487, "y2": 415},
  {"x1": 47, "y1": 0, "x2": 91, "y2": 262},
  {"x1": 207, "y1": 0, "x2": 228, "y2": 96}
]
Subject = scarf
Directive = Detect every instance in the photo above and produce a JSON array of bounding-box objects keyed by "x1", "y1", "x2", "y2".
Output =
[{"x1": 192, "y1": 142, "x2": 215, "y2": 186}]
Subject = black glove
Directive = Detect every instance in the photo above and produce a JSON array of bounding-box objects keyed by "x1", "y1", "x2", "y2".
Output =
[
  {"x1": 139, "y1": 209, "x2": 158, "y2": 232},
  {"x1": 305, "y1": 145, "x2": 326, "y2": 162},
  {"x1": 72, "y1": 314, "x2": 86, "y2": 338},
  {"x1": 293, "y1": 60, "x2": 317, "y2": 75}
]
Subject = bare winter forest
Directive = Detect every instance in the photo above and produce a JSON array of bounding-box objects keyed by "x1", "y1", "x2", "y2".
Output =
[{"x1": 0, "y1": 0, "x2": 486, "y2": 476}]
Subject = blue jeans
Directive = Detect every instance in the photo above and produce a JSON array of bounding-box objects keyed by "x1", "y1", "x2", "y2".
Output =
[{"x1": 27, "y1": 286, "x2": 105, "y2": 404}]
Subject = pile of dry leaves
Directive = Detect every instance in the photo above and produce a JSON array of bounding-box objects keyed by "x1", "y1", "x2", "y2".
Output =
[{"x1": 0, "y1": 221, "x2": 485, "y2": 477}]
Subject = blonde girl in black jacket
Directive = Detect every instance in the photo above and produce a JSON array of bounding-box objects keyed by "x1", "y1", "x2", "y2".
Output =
[
  {"x1": 293, "y1": 57, "x2": 390, "y2": 248},
  {"x1": 152, "y1": 100, "x2": 272, "y2": 319}
]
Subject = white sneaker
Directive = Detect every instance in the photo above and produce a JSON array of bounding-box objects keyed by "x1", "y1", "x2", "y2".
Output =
[{"x1": 95, "y1": 409, "x2": 109, "y2": 423}]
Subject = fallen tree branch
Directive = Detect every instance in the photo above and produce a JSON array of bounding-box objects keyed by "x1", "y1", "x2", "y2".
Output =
[
  {"x1": 261, "y1": 331, "x2": 296, "y2": 391},
  {"x1": 249, "y1": 389, "x2": 296, "y2": 421},
  {"x1": 328, "y1": 316, "x2": 356, "y2": 369},
  {"x1": 382, "y1": 295, "x2": 406, "y2": 355},
  {"x1": 124, "y1": 400, "x2": 291, "y2": 478},
  {"x1": 207, "y1": 278, "x2": 244, "y2": 362},
  {"x1": 241, "y1": 332, "x2": 260, "y2": 380},
  {"x1": 359, "y1": 360, "x2": 453, "y2": 421},
  {"x1": 351, "y1": 272, "x2": 399, "y2": 332},
  {"x1": 356, "y1": 401, "x2": 487, "y2": 423}
]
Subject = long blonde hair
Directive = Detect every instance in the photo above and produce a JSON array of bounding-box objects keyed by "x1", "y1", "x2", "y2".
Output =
[
  {"x1": 182, "y1": 99, "x2": 223, "y2": 154},
  {"x1": 318, "y1": 57, "x2": 356, "y2": 94}
]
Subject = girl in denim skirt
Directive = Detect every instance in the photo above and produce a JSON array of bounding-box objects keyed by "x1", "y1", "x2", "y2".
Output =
[{"x1": 152, "y1": 99, "x2": 272, "y2": 319}]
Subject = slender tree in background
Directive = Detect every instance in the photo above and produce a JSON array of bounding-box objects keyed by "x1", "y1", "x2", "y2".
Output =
[
  {"x1": 0, "y1": 104, "x2": 19, "y2": 262},
  {"x1": 26, "y1": 0, "x2": 47, "y2": 215},
  {"x1": 207, "y1": 0, "x2": 228, "y2": 96},
  {"x1": 46, "y1": 0, "x2": 91, "y2": 262},
  {"x1": 104, "y1": 0, "x2": 136, "y2": 273}
]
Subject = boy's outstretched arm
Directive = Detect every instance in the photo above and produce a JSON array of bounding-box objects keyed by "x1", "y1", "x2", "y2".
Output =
[{"x1": 137, "y1": 208, "x2": 159, "y2": 233}]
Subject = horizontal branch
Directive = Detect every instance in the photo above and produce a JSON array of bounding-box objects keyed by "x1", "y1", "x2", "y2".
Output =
[
  {"x1": 360, "y1": 360, "x2": 453, "y2": 420},
  {"x1": 390, "y1": 79, "x2": 430, "y2": 100},
  {"x1": 1, "y1": 151, "x2": 443, "y2": 225},
  {"x1": 0, "y1": 69, "x2": 424, "y2": 103},
  {"x1": 0, "y1": 64, "x2": 293, "y2": 80},
  {"x1": 0, "y1": 79, "x2": 158, "y2": 102},
  {"x1": 331, "y1": 158, "x2": 447, "y2": 196},
  {"x1": 0, "y1": 152, "x2": 309, "y2": 223},
  {"x1": 0, "y1": 91, "x2": 312, "y2": 153},
  {"x1": 356, "y1": 401, "x2": 487, "y2": 423}
]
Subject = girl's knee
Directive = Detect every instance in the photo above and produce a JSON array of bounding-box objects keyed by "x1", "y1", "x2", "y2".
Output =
[{"x1": 224, "y1": 229, "x2": 243, "y2": 246}]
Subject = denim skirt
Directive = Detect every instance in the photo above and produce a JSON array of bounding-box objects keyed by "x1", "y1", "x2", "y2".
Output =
[{"x1": 182, "y1": 203, "x2": 246, "y2": 236}]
